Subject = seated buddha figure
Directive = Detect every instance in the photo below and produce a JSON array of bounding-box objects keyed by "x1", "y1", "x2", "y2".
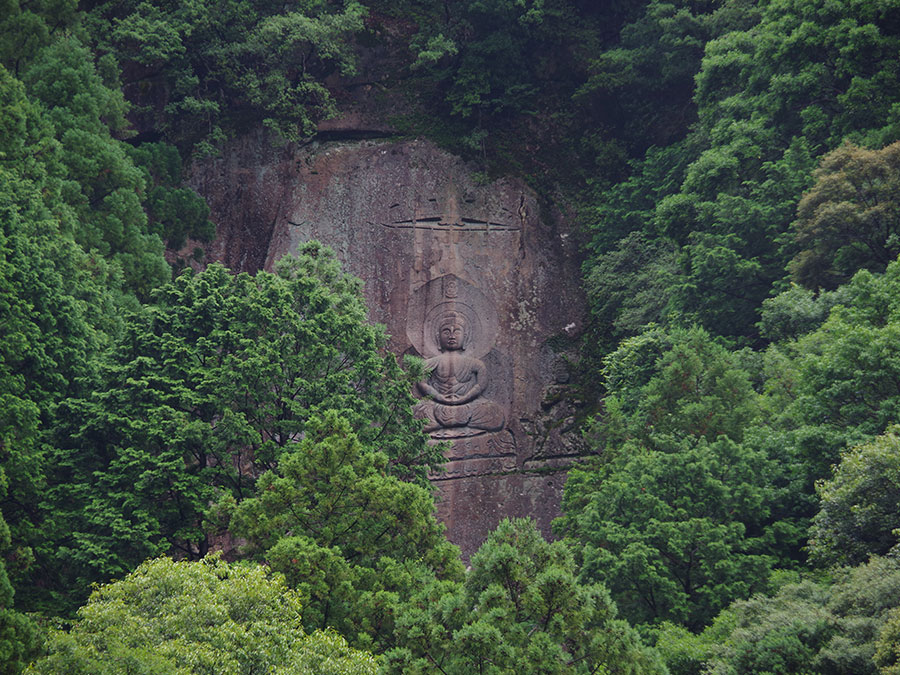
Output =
[{"x1": 415, "y1": 311, "x2": 505, "y2": 435}]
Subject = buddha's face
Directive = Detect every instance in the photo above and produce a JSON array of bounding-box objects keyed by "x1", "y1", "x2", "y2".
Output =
[{"x1": 439, "y1": 321, "x2": 465, "y2": 351}]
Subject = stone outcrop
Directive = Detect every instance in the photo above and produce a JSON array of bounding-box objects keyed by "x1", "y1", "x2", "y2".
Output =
[{"x1": 190, "y1": 136, "x2": 588, "y2": 557}]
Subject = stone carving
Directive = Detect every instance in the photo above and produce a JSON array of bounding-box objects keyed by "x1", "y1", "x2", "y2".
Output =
[
  {"x1": 410, "y1": 274, "x2": 506, "y2": 439},
  {"x1": 376, "y1": 190, "x2": 521, "y2": 232},
  {"x1": 415, "y1": 310, "x2": 506, "y2": 438}
]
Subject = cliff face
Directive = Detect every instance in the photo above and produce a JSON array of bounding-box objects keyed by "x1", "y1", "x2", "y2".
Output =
[{"x1": 190, "y1": 134, "x2": 588, "y2": 556}]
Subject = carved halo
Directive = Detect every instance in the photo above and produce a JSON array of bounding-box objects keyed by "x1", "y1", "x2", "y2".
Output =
[{"x1": 407, "y1": 274, "x2": 498, "y2": 359}]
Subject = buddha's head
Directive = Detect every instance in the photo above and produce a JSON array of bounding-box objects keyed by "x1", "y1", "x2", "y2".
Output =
[{"x1": 437, "y1": 312, "x2": 469, "y2": 352}]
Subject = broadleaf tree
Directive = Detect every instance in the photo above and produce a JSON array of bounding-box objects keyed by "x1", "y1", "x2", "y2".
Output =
[{"x1": 39, "y1": 242, "x2": 440, "y2": 614}]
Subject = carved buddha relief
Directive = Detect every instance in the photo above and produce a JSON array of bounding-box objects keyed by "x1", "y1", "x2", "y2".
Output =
[
  {"x1": 414, "y1": 310, "x2": 505, "y2": 438},
  {"x1": 407, "y1": 275, "x2": 513, "y2": 454}
]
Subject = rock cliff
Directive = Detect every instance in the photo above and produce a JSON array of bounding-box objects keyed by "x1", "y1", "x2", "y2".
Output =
[{"x1": 190, "y1": 134, "x2": 588, "y2": 557}]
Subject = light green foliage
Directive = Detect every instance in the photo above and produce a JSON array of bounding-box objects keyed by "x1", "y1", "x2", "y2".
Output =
[
  {"x1": 385, "y1": 518, "x2": 666, "y2": 674},
  {"x1": 40, "y1": 242, "x2": 440, "y2": 613},
  {"x1": 757, "y1": 283, "x2": 847, "y2": 342},
  {"x1": 410, "y1": 33, "x2": 457, "y2": 69},
  {"x1": 810, "y1": 428, "x2": 900, "y2": 567},
  {"x1": 788, "y1": 260, "x2": 900, "y2": 476},
  {"x1": 791, "y1": 141, "x2": 900, "y2": 290},
  {"x1": 86, "y1": 0, "x2": 367, "y2": 149},
  {"x1": 705, "y1": 557, "x2": 900, "y2": 675},
  {"x1": 27, "y1": 555, "x2": 378, "y2": 675},
  {"x1": 652, "y1": 621, "x2": 719, "y2": 675},
  {"x1": 693, "y1": 0, "x2": 900, "y2": 154},
  {"x1": 876, "y1": 607, "x2": 900, "y2": 674},
  {"x1": 230, "y1": 411, "x2": 462, "y2": 650}
]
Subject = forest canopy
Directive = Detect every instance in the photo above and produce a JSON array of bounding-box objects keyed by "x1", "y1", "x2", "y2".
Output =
[{"x1": 4, "y1": 0, "x2": 900, "y2": 673}]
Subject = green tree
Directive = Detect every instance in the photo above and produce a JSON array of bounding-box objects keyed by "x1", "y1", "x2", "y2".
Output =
[
  {"x1": 598, "y1": 326, "x2": 760, "y2": 446},
  {"x1": 86, "y1": 0, "x2": 367, "y2": 151},
  {"x1": 756, "y1": 283, "x2": 847, "y2": 342},
  {"x1": 809, "y1": 427, "x2": 900, "y2": 567},
  {"x1": 39, "y1": 242, "x2": 440, "y2": 614},
  {"x1": 582, "y1": 135, "x2": 697, "y2": 254},
  {"x1": 0, "y1": 476, "x2": 39, "y2": 675},
  {"x1": 876, "y1": 606, "x2": 900, "y2": 674},
  {"x1": 21, "y1": 37, "x2": 169, "y2": 298},
  {"x1": 582, "y1": 0, "x2": 900, "y2": 343},
  {"x1": 0, "y1": 64, "x2": 135, "y2": 616},
  {"x1": 584, "y1": 232, "x2": 679, "y2": 345},
  {"x1": 385, "y1": 518, "x2": 666, "y2": 674},
  {"x1": 791, "y1": 141, "x2": 900, "y2": 290},
  {"x1": 575, "y1": 0, "x2": 759, "y2": 154},
  {"x1": 705, "y1": 556, "x2": 900, "y2": 675},
  {"x1": 787, "y1": 262, "x2": 900, "y2": 478},
  {"x1": 126, "y1": 142, "x2": 214, "y2": 251},
  {"x1": 560, "y1": 433, "x2": 775, "y2": 631},
  {"x1": 27, "y1": 555, "x2": 377, "y2": 675},
  {"x1": 0, "y1": 0, "x2": 80, "y2": 77},
  {"x1": 229, "y1": 411, "x2": 462, "y2": 651}
]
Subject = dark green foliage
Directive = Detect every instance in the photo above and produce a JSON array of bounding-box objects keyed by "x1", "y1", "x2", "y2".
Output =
[
  {"x1": 0, "y1": 64, "x2": 136, "y2": 624},
  {"x1": 230, "y1": 411, "x2": 462, "y2": 650},
  {"x1": 576, "y1": 0, "x2": 760, "y2": 154},
  {"x1": 0, "y1": 0, "x2": 80, "y2": 76},
  {"x1": 584, "y1": 232, "x2": 678, "y2": 344},
  {"x1": 582, "y1": 137, "x2": 700, "y2": 257},
  {"x1": 405, "y1": 0, "x2": 586, "y2": 121},
  {"x1": 0, "y1": 479, "x2": 39, "y2": 675},
  {"x1": 583, "y1": 0, "x2": 900, "y2": 343},
  {"x1": 9, "y1": 0, "x2": 900, "y2": 668},
  {"x1": 127, "y1": 143, "x2": 214, "y2": 250},
  {"x1": 385, "y1": 518, "x2": 666, "y2": 674},
  {"x1": 39, "y1": 242, "x2": 440, "y2": 614},
  {"x1": 85, "y1": 0, "x2": 366, "y2": 151},
  {"x1": 390, "y1": 0, "x2": 613, "y2": 186}
]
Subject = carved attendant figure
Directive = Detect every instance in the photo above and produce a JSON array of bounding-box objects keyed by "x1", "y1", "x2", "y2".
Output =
[{"x1": 415, "y1": 312, "x2": 505, "y2": 435}]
